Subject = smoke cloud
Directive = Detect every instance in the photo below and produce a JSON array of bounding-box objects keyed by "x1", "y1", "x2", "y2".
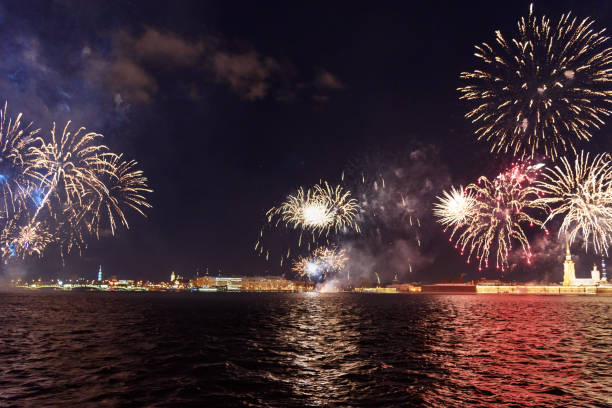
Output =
[{"x1": 339, "y1": 143, "x2": 451, "y2": 285}]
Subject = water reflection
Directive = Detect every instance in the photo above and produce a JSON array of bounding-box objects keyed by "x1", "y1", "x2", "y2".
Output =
[
  {"x1": 273, "y1": 293, "x2": 364, "y2": 406},
  {"x1": 0, "y1": 292, "x2": 610, "y2": 407},
  {"x1": 420, "y1": 295, "x2": 612, "y2": 407}
]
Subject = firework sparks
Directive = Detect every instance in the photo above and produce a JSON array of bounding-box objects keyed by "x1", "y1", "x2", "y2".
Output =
[
  {"x1": 0, "y1": 102, "x2": 40, "y2": 219},
  {"x1": 267, "y1": 181, "x2": 359, "y2": 236},
  {"x1": 459, "y1": 4, "x2": 612, "y2": 159},
  {"x1": 433, "y1": 186, "x2": 477, "y2": 233},
  {"x1": 261, "y1": 180, "x2": 359, "y2": 266},
  {"x1": 535, "y1": 151, "x2": 612, "y2": 254},
  {"x1": 291, "y1": 245, "x2": 348, "y2": 281},
  {"x1": 300, "y1": 201, "x2": 334, "y2": 229},
  {"x1": 26, "y1": 121, "x2": 107, "y2": 218},
  {"x1": 436, "y1": 162, "x2": 546, "y2": 270},
  {"x1": 315, "y1": 182, "x2": 361, "y2": 233},
  {"x1": 81, "y1": 153, "x2": 153, "y2": 238},
  {"x1": 0, "y1": 103, "x2": 151, "y2": 262},
  {"x1": 1, "y1": 218, "x2": 53, "y2": 259}
]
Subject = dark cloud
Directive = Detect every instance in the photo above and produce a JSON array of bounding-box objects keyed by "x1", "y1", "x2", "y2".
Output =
[
  {"x1": 107, "y1": 57, "x2": 159, "y2": 103},
  {"x1": 0, "y1": 7, "x2": 344, "y2": 133},
  {"x1": 125, "y1": 28, "x2": 205, "y2": 67},
  {"x1": 82, "y1": 28, "x2": 202, "y2": 106},
  {"x1": 211, "y1": 50, "x2": 280, "y2": 100},
  {"x1": 314, "y1": 69, "x2": 344, "y2": 90},
  {"x1": 82, "y1": 27, "x2": 343, "y2": 104}
]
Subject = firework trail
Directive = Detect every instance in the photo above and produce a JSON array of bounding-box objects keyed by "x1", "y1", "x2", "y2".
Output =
[
  {"x1": 535, "y1": 151, "x2": 612, "y2": 254},
  {"x1": 291, "y1": 245, "x2": 347, "y2": 282},
  {"x1": 435, "y1": 162, "x2": 546, "y2": 271},
  {"x1": 0, "y1": 103, "x2": 151, "y2": 263},
  {"x1": 459, "y1": 4, "x2": 612, "y2": 160}
]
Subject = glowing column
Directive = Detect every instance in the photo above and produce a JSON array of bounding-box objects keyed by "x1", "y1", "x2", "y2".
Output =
[{"x1": 563, "y1": 240, "x2": 575, "y2": 286}]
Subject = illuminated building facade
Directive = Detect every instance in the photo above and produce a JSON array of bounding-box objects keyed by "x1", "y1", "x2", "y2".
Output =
[
  {"x1": 97, "y1": 265, "x2": 103, "y2": 281},
  {"x1": 215, "y1": 277, "x2": 242, "y2": 291},
  {"x1": 387, "y1": 283, "x2": 422, "y2": 292},
  {"x1": 192, "y1": 276, "x2": 314, "y2": 292},
  {"x1": 241, "y1": 276, "x2": 313, "y2": 291},
  {"x1": 354, "y1": 287, "x2": 397, "y2": 293},
  {"x1": 478, "y1": 243, "x2": 610, "y2": 294},
  {"x1": 564, "y1": 243, "x2": 605, "y2": 286}
]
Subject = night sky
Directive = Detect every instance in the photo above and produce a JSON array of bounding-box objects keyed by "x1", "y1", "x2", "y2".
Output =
[{"x1": 2, "y1": 0, "x2": 612, "y2": 282}]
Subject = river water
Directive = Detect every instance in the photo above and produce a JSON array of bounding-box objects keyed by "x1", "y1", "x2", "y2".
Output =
[{"x1": 0, "y1": 291, "x2": 610, "y2": 407}]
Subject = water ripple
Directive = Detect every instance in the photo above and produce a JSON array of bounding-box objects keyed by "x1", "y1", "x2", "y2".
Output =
[{"x1": 0, "y1": 291, "x2": 610, "y2": 407}]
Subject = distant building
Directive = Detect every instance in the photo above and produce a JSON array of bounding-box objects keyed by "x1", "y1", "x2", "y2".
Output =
[
  {"x1": 563, "y1": 241, "x2": 576, "y2": 286},
  {"x1": 386, "y1": 283, "x2": 421, "y2": 292},
  {"x1": 97, "y1": 265, "x2": 103, "y2": 282},
  {"x1": 170, "y1": 271, "x2": 175, "y2": 282},
  {"x1": 420, "y1": 283, "x2": 476, "y2": 293},
  {"x1": 215, "y1": 277, "x2": 242, "y2": 291},
  {"x1": 192, "y1": 275, "x2": 314, "y2": 291},
  {"x1": 563, "y1": 242, "x2": 605, "y2": 286},
  {"x1": 590, "y1": 264, "x2": 601, "y2": 283}
]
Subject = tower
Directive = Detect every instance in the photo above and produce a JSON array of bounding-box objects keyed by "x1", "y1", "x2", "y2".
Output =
[
  {"x1": 170, "y1": 271, "x2": 175, "y2": 282},
  {"x1": 602, "y1": 257, "x2": 608, "y2": 282},
  {"x1": 97, "y1": 265, "x2": 103, "y2": 281},
  {"x1": 563, "y1": 240, "x2": 575, "y2": 286},
  {"x1": 591, "y1": 264, "x2": 600, "y2": 283}
]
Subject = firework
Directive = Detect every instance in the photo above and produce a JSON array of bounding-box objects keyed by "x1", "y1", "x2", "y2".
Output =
[
  {"x1": 459, "y1": 4, "x2": 612, "y2": 159},
  {"x1": 0, "y1": 102, "x2": 40, "y2": 219},
  {"x1": 436, "y1": 162, "x2": 546, "y2": 270},
  {"x1": 291, "y1": 245, "x2": 348, "y2": 281},
  {"x1": 261, "y1": 180, "x2": 359, "y2": 266},
  {"x1": 260, "y1": 179, "x2": 359, "y2": 270},
  {"x1": 433, "y1": 186, "x2": 477, "y2": 233},
  {"x1": 315, "y1": 181, "x2": 361, "y2": 233},
  {"x1": 534, "y1": 151, "x2": 612, "y2": 254},
  {"x1": 282, "y1": 187, "x2": 334, "y2": 231},
  {"x1": 267, "y1": 181, "x2": 359, "y2": 236},
  {"x1": 24, "y1": 122, "x2": 151, "y2": 258},
  {"x1": 1, "y1": 217, "x2": 53, "y2": 259},
  {"x1": 54, "y1": 212, "x2": 89, "y2": 259},
  {"x1": 80, "y1": 153, "x2": 152, "y2": 237},
  {"x1": 0, "y1": 104, "x2": 151, "y2": 263},
  {"x1": 26, "y1": 121, "x2": 107, "y2": 218}
]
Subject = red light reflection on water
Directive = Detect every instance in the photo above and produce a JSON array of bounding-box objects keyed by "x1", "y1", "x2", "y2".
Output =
[{"x1": 419, "y1": 296, "x2": 609, "y2": 407}]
